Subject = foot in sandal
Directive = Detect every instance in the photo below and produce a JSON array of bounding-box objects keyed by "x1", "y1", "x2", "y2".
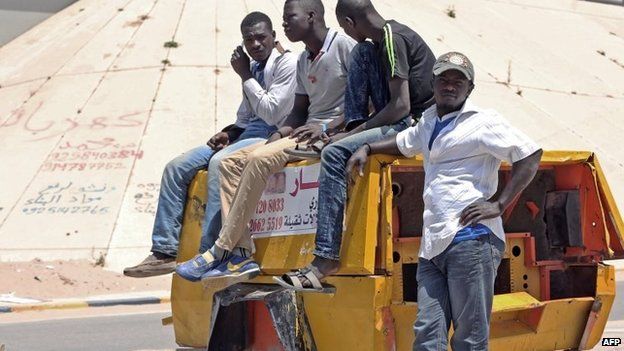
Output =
[
  {"x1": 273, "y1": 257, "x2": 340, "y2": 291},
  {"x1": 284, "y1": 140, "x2": 326, "y2": 158}
]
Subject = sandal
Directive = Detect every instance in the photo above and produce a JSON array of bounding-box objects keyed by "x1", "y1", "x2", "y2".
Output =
[
  {"x1": 273, "y1": 265, "x2": 330, "y2": 292},
  {"x1": 284, "y1": 140, "x2": 325, "y2": 159}
]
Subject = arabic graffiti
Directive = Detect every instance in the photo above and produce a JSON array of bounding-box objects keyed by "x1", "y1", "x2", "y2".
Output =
[
  {"x1": 134, "y1": 183, "x2": 160, "y2": 215},
  {"x1": 40, "y1": 136, "x2": 144, "y2": 172},
  {"x1": 41, "y1": 162, "x2": 125, "y2": 172},
  {"x1": 1, "y1": 107, "x2": 148, "y2": 141},
  {"x1": 47, "y1": 149, "x2": 144, "y2": 162},
  {"x1": 22, "y1": 182, "x2": 114, "y2": 215},
  {"x1": 58, "y1": 137, "x2": 138, "y2": 151}
]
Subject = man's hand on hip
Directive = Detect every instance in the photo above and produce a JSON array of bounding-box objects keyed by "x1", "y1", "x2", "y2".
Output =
[{"x1": 459, "y1": 200, "x2": 504, "y2": 226}]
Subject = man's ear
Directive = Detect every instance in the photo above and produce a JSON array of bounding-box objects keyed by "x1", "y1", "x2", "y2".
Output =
[
  {"x1": 272, "y1": 30, "x2": 277, "y2": 39},
  {"x1": 345, "y1": 16, "x2": 355, "y2": 27},
  {"x1": 467, "y1": 82, "x2": 475, "y2": 96},
  {"x1": 307, "y1": 10, "x2": 315, "y2": 23}
]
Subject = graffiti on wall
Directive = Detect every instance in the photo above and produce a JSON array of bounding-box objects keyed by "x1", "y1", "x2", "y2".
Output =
[
  {"x1": 1, "y1": 105, "x2": 149, "y2": 141},
  {"x1": 22, "y1": 182, "x2": 115, "y2": 215},
  {"x1": 133, "y1": 183, "x2": 160, "y2": 215},
  {"x1": 41, "y1": 137, "x2": 144, "y2": 172}
]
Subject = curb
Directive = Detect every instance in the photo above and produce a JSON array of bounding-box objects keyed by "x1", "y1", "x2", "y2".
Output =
[{"x1": 0, "y1": 294, "x2": 170, "y2": 314}]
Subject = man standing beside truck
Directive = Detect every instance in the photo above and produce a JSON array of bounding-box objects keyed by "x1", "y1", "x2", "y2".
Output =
[{"x1": 345, "y1": 52, "x2": 543, "y2": 351}]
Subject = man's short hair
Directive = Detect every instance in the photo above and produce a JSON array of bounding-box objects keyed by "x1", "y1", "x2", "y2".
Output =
[
  {"x1": 240, "y1": 11, "x2": 273, "y2": 32},
  {"x1": 336, "y1": 0, "x2": 373, "y2": 18},
  {"x1": 285, "y1": 0, "x2": 325, "y2": 17}
]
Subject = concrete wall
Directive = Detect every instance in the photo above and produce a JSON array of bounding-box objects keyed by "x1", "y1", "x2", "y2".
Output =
[{"x1": 0, "y1": 0, "x2": 622, "y2": 271}]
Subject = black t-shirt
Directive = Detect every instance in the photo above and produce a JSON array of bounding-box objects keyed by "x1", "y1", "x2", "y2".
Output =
[{"x1": 378, "y1": 20, "x2": 435, "y2": 116}]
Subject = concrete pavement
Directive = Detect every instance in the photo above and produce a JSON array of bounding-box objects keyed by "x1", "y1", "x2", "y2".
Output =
[{"x1": 0, "y1": 0, "x2": 622, "y2": 271}]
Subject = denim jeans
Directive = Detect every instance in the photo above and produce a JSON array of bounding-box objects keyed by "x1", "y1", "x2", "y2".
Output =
[
  {"x1": 150, "y1": 120, "x2": 274, "y2": 257},
  {"x1": 198, "y1": 136, "x2": 269, "y2": 252},
  {"x1": 413, "y1": 233, "x2": 505, "y2": 351},
  {"x1": 312, "y1": 117, "x2": 410, "y2": 260},
  {"x1": 344, "y1": 41, "x2": 389, "y2": 128},
  {"x1": 312, "y1": 40, "x2": 405, "y2": 260}
]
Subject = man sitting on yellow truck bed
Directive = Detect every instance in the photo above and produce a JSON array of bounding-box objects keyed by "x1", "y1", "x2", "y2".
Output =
[
  {"x1": 343, "y1": 52, "x2": 543, "y2": 351},
  {"x1": 274, "y1": 0, "x2": 436, "y2": 290},
  {"x1": 175, "y1": 0, "x2": 357, "y2": 282},
  {"x1": 123, "y1": 12, "x2": 297, "y2": 278}
]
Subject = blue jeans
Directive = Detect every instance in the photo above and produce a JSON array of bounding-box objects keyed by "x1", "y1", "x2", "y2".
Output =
[
  {"x1": 312, "y1": 40, "x2": 406, "y2": 260},
  {"x1": 344, "y1": 41, "x2": 389, "y2": 128},
  {"x1": 151, "y1": 121, "x2": 274, "y2": 257},
  {"x1": 312, "y1": 118, "x2": 410, "y2": 260},
  {"x1": 413, "y1": 233, "x2": 505, "y2": 351}
]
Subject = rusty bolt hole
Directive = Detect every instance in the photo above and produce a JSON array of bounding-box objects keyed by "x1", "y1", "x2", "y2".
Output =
[{"x1": 393, "y1": 251, "x2": 401, "y2": 263}]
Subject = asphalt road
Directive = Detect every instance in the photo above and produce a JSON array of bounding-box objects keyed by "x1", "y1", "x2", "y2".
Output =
[
  {"x1": 0, "y1": 310, "x2": 177, "y2": 351},
  {"x1": 0, "y1": 276, "x2": 622, "y2": 351}
]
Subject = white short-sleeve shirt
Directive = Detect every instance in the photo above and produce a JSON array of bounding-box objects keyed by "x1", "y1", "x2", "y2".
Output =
[{"x1": 395, "y1": 99, "x2": 541, "y2": 260}]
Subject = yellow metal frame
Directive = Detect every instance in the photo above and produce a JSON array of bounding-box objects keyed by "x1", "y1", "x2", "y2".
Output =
[
  {"x1": 255, "y1": 157, "x2": 383, "y2": 275},
  {"x1": 171, "y1": 150, "x2": 620, "y2": 350}
]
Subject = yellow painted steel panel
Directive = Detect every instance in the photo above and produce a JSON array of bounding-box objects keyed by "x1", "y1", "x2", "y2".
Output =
[
  {"x1": 491, "y1": 292, "x2": 542, "y2": 313},
  {"x1": 506, "y1": 236, "x2": 541, "y2": 299},
  {"x1": 172, "y1": 152, "x2": 621, "y2": 350},
  {"x1": 374, "y1": 150, "x2": 595, "y2": 169},
  {"x1": 585, "y1": 264, "x2": 617, "y2": 349},
  {"x1": 250, "y1": 158, "x2": 382, "y2": 275},
  {"x1": 303, "y1": 276, "x2": 391, "y2": 351},
  {"x1": 390, "y1": 303, "x2": 417, "y2": 351},
  {"x1": 593, "y1": 156, "x2": 624, "y2": 257},
  {"x1": 171, "y1": 171, "x2": 212, "y2": 348},
  {"x1": 489, "y1": 298, "x2": 592, "y2": 350}
]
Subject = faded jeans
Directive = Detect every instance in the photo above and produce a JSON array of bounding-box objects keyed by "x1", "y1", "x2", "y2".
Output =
[
  {"x1": 312, "y1": 41, "x2": 406, "y2": 260},
  {"x1": 312, "y1": 118, "x2": 410, "y2": 260},
  {"x1": 151, "y1": 122, "x2": 274, "y2": 257},
  {"x1": 413, "y1": 233, "x2": 505, "y2": 351},
  {"x1": 343, "y1": 41, "x2": 389, "y2": 128}
]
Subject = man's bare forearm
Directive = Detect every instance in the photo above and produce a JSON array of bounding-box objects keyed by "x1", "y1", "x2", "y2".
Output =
[
  {"x1": 348, "y1": 78, "x2": 410, "y2": 136},
  {"x1": 281, "y1": 113, "x2": 307, "y2": 130},
  {"x1": 494, "y1": 149, "x2": 543, "y2": 210},
  {"x1": 280, "y1": 94, "x2": 310, "y2": 132},
  {"x1": 366, "y1": 135, "x2": 403, "y2": 156}
]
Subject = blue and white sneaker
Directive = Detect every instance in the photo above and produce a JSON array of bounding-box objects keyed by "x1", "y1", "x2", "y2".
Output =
[
  {"x1": 175, "y1": 252, "x2": 219, "y2": 282},
  {"x1": 201, "y1": 255, "x2": 260, "y2": 286}
]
